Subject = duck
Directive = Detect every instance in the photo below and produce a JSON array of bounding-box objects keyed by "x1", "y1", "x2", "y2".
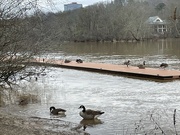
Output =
[
  {"x1": 137, "y1": 61, "x2": 146, "y2": 69},
  {"x1": 49, "y1": 106, "x2": 66, "y2": 115},
  {"x1": 124, "y1": 60, "x2": 130, "y2": 67},
  {"x1": 160, "y1": 63, "x2": 168, "y2": 69},
  {"x1": 78, "y1": 105, "x2": 104, "y2": 120},
  {"x1": 76, "y1": 59, "x2": 83, "y2": 63}
]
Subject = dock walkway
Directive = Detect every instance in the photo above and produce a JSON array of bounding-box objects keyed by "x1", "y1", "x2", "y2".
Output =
[{"x1": 32, "y1": 59, "x2": 180, "y2": 81}]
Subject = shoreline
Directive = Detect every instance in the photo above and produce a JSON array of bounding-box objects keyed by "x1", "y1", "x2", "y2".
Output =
[{"x1": 0, "y1": 110, "x2": 89, "y2": 135}]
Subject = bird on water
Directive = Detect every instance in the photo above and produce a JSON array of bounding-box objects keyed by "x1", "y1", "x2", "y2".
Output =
[
  {"x1": 49, "y1": 106, "x2": 66, "y2": 115},
  {"x1": 78, "y1": 105, "x2": 104, "y2": 120}
]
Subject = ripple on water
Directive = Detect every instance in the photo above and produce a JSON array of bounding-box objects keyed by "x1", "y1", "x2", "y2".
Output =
[{"x1": 3, "y1": 66, "x2": 180, "y2": 135}]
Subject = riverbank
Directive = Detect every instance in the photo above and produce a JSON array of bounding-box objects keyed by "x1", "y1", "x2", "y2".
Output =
[{"x1": 0, "y1": 110, "x2": 89, "y2": 135}]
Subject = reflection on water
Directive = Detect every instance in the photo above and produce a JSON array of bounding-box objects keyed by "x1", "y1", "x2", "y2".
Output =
[
  {"x1": 4, "y1": 67, "x2": 179, "y2": 135},
  {"x1": 50, "y1": 114, "x2": 66, "y2": 118},
  {"x1": 80, "y1": 119, "x2": 103, "y2": 131},
  {"x1": 1, "y1": 39, "x2": 180, "y2": 135},
  {"x1": 53, "y1": 38, "x2": 180, "y2": 58},
  {"x1": 44, "y1": 39, "x2": 180, "y2": 70}
]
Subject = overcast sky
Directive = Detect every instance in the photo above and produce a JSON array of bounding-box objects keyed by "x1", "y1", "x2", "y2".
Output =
[{"x1": 38, "y1": 0, "x2": 111, "y2": 12}]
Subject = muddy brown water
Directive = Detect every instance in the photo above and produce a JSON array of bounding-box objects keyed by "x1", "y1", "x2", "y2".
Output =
[{"x1": 1, "y1": 39, "x2": 180, "y2": 135}]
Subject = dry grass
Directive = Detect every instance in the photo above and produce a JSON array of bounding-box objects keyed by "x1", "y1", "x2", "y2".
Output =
[
  {"x1": 0, "y1": 112, "x2": 89, "y2": 135},
  {"x1": 0, "y1": 88, "x2": 40, "y2": 106},
  {"x1": 0, "y1": 88, "x2": 5, "y2": 107},
  {"x1": 0, "y1": 92, "x2": 3, "y2": 107},
  {"x1": 18, "y1": 93, "x2": 40, "y2": 105}
]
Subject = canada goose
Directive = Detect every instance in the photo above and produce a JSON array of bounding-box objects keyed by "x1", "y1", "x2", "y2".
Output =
[
  {"x1": 50, "y1": 106, "x2": 66, "y2": 115},
  {"x1": 124, "y1": 60, "x2": 130, "y2": 67},
  {"x1": 76, "y1": 59, "x2": 83, "y2": 63},
  {"x1": 78, "y1": 105, "x2": 104, "y2": 119},
  {"x1": 160, "y1": 63, "x2": 168, "y2": 69},
  {"x1": 64, "y1": 59, "x2": 71, "y2": 63},
  {"x1": 137, "y1": 61, "x2": 146, "y2": 69}
]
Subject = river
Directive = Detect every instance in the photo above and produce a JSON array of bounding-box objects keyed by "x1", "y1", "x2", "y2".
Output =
[{"x1": 1, "y1": 39, "x2": 180, "y2": 135}]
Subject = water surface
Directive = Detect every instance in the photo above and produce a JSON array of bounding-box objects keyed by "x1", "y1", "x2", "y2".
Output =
[{"x1": 2, "y1": 39, "x2": 180, "y2": 135}]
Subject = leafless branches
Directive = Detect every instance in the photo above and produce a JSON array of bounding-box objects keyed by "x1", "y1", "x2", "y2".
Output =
[{"x1": 0, "y1": 0, "x2": 48, "y2": 88}]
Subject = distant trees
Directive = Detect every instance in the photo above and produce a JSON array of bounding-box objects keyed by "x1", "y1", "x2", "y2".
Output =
[
  {"x1": 14, "y1": 0, "x2": 180, "y2": 44},
  {"x1": 42, "y1": 1, "x2": 156, "y2": 42},
  {"x1": 155, "y1": 3, "x2": 166, "y2": 12}
]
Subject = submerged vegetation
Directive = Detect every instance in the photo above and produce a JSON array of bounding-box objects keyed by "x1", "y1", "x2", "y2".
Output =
[
  {"x1": 133, "y1": 109, "x2": 179, "y2": 135},
  {"x1": 18, "y1": 93, "x2": 40, "y2": 105}
]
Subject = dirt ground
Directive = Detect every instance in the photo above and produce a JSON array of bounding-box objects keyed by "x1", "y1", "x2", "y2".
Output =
[{"x1": 0, "y1": 111, "x2": 89, "y2": 135}]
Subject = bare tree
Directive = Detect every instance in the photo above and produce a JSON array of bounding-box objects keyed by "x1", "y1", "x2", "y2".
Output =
[
  {"x1": 0, "y1": 0, "x2": 49, "y2": 88},
  {"x1": 37, "y1": 0, "x2": 180, "y2": 42}
]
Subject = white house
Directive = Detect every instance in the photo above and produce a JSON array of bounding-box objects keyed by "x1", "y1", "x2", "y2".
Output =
[{"x1": 146, "y1": 16, "x2": 168, "y2": 34}]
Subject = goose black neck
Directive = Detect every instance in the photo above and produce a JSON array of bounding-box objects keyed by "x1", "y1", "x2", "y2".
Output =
[
  {"x1": 143, "y1": 61, "x2": 145, "y2": 65},
  {"x1": 82, "y1": 106, "x2": 86, "y2": 112}
]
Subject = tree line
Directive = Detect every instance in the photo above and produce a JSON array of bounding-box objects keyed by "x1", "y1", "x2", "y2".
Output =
[{"x1": 40, "y1": 0, "x2": 180, "y2": 42}]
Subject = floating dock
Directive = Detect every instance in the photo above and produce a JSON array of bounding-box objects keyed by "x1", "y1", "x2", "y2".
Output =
[{"x1": 31, "y1": 59, "x2": 180, "y2": 81}]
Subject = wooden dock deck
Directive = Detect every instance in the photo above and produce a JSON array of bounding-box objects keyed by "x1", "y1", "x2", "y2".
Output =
[{"x1": 32, "y1": 59, "x2": 180, "y2": 81}]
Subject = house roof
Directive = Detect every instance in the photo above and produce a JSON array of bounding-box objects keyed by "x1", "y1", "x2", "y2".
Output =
[{"x1": 146, "y1": 16, "x2": 167, "y2": 25}]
